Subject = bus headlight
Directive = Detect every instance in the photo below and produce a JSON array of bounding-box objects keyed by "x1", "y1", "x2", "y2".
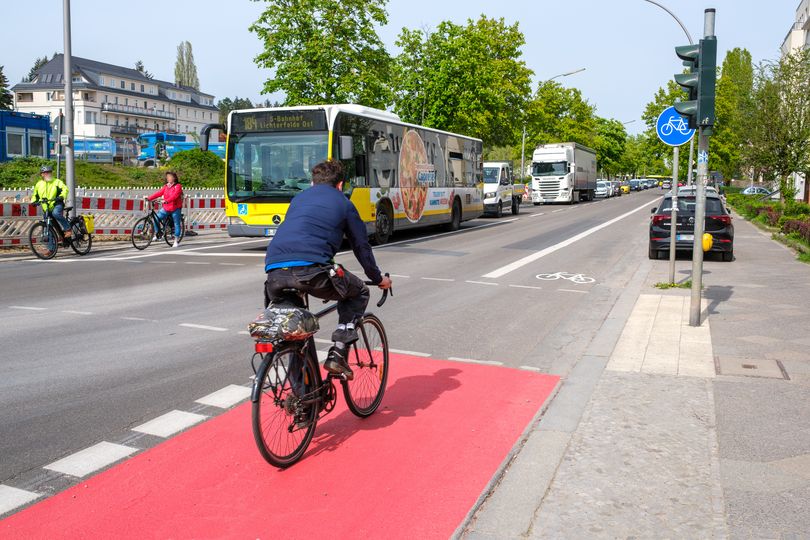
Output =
[{"x1": 229, "y1": 217, "x2": 246, "y2": 225}]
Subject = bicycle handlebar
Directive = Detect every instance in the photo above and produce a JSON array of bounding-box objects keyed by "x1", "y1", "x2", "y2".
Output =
[{"x1": 365, "y1": 272, "x2": 392, "y2": 308}]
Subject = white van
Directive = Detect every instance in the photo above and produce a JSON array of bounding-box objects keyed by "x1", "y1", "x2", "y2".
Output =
[{"x1": 483, "y1": 161, "x2": 522, "y2": 217}]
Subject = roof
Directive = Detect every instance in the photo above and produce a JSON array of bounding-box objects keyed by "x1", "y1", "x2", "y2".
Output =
[{"x1": 11, "y1": 55, "x2": 216, "y2": 110}]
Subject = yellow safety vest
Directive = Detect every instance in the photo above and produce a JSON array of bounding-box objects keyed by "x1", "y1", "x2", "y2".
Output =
[{"x1": 33, "y1": 178, "x2": 68, "y2": 212}]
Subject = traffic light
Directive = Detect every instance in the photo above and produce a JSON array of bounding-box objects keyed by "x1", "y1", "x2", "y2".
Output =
[{"x1": 673, "y1": 37, "x2": 717, "y2": 131}]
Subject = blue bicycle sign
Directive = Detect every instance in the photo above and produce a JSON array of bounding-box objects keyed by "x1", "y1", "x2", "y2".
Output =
[{"x1": 656, "y1": 107, "x2": 695, "y2": 147}]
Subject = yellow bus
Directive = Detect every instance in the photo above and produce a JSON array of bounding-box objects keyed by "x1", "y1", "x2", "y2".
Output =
[{"x1": 202, "y1": 104, "x2": 484, "y2": 244}]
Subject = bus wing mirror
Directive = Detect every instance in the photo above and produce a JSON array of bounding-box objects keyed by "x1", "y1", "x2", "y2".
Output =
[{"x1": 339, "y1": 136, "x2": 354, "y2": 160}]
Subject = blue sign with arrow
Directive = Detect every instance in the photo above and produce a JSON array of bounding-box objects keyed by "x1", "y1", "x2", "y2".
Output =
[{"x1": 656, "y1": 106, "x2": 695, "y2": 147}]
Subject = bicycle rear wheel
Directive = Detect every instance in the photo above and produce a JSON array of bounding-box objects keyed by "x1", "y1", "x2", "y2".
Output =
[
  {"x1": 163, "y1": 216, "x2": 185, "y2": 246},
  {"x1": 131, "y1": 217, "x2": 153, "y2": 250},
  {"x1": 252, "y1": 347, "x2": 318, "y2": 468},
  {"x1": 29, "y1": 222, "x2": 58, "y2": 260},
  {"x1": 342, "y1": 314, "x2": 389, "y2": 417},
  {"x1": 70, "y1": 221, "x2": 92, "y2": 256}
]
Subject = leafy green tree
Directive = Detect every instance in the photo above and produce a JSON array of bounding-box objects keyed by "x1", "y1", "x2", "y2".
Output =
[
  {"x1": 135, "y1": 60, "x2": 154, "y2": 80},
  {"x1": 216, "y1": 96, "x2": 254, "y2": 124},
  {"x1": 250, "y1": 0, "x2": 392, "y2": 108},
  {"x1": 618, "y1": 134, "x2": 650, "y2": 177},
  {"x1": 0, "y1": 66, "x2": 13, "y2": 110},
  {"x1": 594, "y1": 117, "x2": 626, "y2": 178},
  {"x1": 713, "y1": 48, "x2": 753, "y2": 182},
  {"x1": 524, "y1": 81, "x2": 596, "y2": 149},
  {"x1": 393, "y1": 16, "x2": 532, "y2": 147},
  {"x1": 746, "y1": 49, "x2": 810, "y2": 201},
  {"x1": 23, "y1": 56, "x2": 49, "y2": 82},
  {"x1": 174, "y1": 41, "x2": 200, "y2": 90}
]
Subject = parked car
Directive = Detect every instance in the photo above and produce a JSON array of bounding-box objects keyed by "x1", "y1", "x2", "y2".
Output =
[
  {"x1": 742, "y1": 186, "x2": 771, "y2": 196},
  {"x1": 620, "y1": 182, "x2": 631, "y2": 194},
  {"x1": 629, "y1": 179, "x2": 642, "y2": 191},
  {"x1": 595, "y1": 180, "x2": 609, "y2": 198},
  {"x1": 612, "y1": 180, "x2": 623, "y2": 196},
  {"x1": 648, "y1": 193, "x2": 734, "y2": 261},
  {"x1": 661, "y1": 179, "x2": 672, "y2": 190}
]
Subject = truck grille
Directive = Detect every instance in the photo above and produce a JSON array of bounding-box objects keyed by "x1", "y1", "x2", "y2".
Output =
[{"x1": 538, "y1": 180, "x2": 560, "y2": 198}]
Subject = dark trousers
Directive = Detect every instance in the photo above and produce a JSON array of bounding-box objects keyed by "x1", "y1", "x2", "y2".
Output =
[{"x1": 264, "y1": 266, "x2": 370, "y2": 324}]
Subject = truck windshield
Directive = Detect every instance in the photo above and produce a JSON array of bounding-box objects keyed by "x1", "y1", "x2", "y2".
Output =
[
  {"x1": 483, "y1": 167, "x2": 500, "y2": 184},
  {"x1": 532, "y1": 161, "x2": 567, "y2": 177},
  {"x1": 226, "y1": 132, "x2": 329, "y2": 202}
]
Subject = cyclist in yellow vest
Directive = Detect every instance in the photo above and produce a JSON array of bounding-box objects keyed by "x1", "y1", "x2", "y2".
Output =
[{"x1": 32, "y1": 166, "x2": 71, "y2": 238}]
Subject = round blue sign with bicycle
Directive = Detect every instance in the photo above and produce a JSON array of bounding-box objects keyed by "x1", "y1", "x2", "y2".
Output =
[{"x1": 656, "y1": 106, "x2": 695, "y2": 147}]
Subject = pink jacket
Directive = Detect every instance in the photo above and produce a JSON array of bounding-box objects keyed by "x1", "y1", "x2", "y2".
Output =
[{"x1": 148, "y1": 183, "x2": 183, "y2": 212}]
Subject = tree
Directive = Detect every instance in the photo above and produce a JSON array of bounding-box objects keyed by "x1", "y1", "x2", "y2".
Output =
[
  {"x1": 393, "y1": 16, "x2": 532, "y2": 147},
  {"x1": 174, "y1": 41, "x2": 200, "y2": 90},
  {"x1": 216, "y1": 96, "x2": 254, "y2": 124},
  {"x1": 135, "y1": 60, "x2": 154, "y2": 79},
  {"x1": 0, "y1": 66, "x2": 13, "y2": 110},
  {"x1": 746, "y1": 49, "x2": 810, "y2": 201},
  {"x1": 524, "y1": 81, "x2": 596, "y2": 149},
  {"x1": 594, "y1": 117, "x2": 627, "y2": 178},
  {"x1": 250, "y1": 0, "x2": 392, "y2": 109},
  {"x1": 618, "y1": 134, "x2": 649, "y2": 177},
  {"x1": 23, "y1": 56, "x2": 49, "y2": 82},
  {"x1": 713, "y1": 48, "x2": 754, "y2": 182}
]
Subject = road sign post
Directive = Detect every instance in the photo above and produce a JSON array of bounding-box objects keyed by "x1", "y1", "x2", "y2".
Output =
[
  {"x1": 62, "y1": 0, "x2": 75, "y2": 214},
  {"x1": 655, "y1": 106, "x2": 694, "y2": 284}
]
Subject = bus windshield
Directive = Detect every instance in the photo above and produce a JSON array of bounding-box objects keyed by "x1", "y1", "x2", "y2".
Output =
[
  {"x1": 483, "y1": 167, "x2": 500, "y2": 184},
  {"x1": 227, "y1": 132, "x2": 328, "y2": 202},
  {"x1": 532, "y1": 161, "x2": 567, "y2": 177}
]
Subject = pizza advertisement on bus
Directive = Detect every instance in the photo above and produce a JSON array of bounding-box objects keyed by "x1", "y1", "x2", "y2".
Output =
[{"x1": 398, "y1": 129, "x2": 434, "y2": 223}]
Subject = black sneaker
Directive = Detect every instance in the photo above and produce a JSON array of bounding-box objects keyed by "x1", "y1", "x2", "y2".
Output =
[
  {"x1": 324, "y1": 346, "x2": 354, "y2": 380},
  {"x1": 331, "y1": 327, "x2": 359, "y2": 344}
]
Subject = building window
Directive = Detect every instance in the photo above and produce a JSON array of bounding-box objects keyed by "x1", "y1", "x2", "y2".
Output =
[
  {"x1": 99, "y1": 76, "x2": 105, "y2": 86},
  {"x1": 144, "y1": 100, "x2": 147, "y2": 109},
  {"x1": 85, "y1": 111, "x2": 96, "y2": 124},
  {"x1": 16, "y1": 93, "x2": 34, "y2": 102},
  {"x1": 130, "y1": 82, "x2": 135, "y2": 91},
  {"x1": 103, "y1": 94, "x2": 108, "y2": 103},
  {"x1": 120, "y1": 80, "x2": 125, "y2": 89},
  {"x1": 114, "y1": 96, "x2": 119, "y2": 104},
  {"x1": 72, "y1": 75, "x2": 82, "y2": 83},
  {"x1": 125, "y1": 98, "x2": 128, "y2": 106},
  {"x1": 6, "y1": 131, "x2": 24, "y2": 156},
  {"x1": 110, "y1": 79, "x2": 116, "y2": 88},
  {"x1": 29, "y1": 132, "x2": 46, "y2": 157},
  {"x1": 140, "y1": 84, "x2": 144, "y2": 92},
  {"x1": 194, "y1": 110, "x2": 197, "y2": 118}
]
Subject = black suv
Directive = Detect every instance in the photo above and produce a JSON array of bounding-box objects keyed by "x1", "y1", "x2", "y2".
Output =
[{"x1": 648, "y1": 193, "x2": 734, "y2": 261}]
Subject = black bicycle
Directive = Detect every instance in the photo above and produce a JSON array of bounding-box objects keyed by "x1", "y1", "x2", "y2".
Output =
[
  {"x1": 250, "y1": 276, "x2": 392, "y2": 468},
  {"x1": 28, "y1": 199, "x2": 93, "y2": 260},
  {"x1": 131, "y1": 200, "x2": 185, "y2": 250}
]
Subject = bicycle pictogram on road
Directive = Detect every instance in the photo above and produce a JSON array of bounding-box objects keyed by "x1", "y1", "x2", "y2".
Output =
[{"x1": 535, "y1": 271, "x2": 596, "y2": 284}]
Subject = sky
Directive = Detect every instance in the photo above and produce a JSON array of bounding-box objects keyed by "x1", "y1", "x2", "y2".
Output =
[{"x1": 0, "y1": 0, "x2": 800, "y2": 135}]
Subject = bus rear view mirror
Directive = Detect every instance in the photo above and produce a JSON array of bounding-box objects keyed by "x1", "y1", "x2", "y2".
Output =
[{"x1": 339, "y1": 136, "x2": 354, "y2": 160}]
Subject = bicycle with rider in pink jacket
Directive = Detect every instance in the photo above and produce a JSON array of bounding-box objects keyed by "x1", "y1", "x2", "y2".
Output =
[{"x1": 144, "y1": 171, "x2": 184, "y2": 247}]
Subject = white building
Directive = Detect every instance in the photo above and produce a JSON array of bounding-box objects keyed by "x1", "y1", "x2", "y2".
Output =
[
  {"x1": 781, "y1": 1, "x2": 810, "y2": 201},
  {"x1": 11, "y1": 55, "x2": 219, "y2": 142}
]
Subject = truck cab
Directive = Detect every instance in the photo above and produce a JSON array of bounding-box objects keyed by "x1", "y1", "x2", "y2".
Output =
[
  {"x1": 483, "y1": 161, "x2": 521, "y2": 217},
  {"x1": 531, "y1": 143, "x2": 597, "y2": 205}
]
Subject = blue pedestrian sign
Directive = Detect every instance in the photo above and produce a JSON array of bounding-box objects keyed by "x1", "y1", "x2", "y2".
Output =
[{"x1": 656, "y1": 106, "x2": 695, "y2": 147}]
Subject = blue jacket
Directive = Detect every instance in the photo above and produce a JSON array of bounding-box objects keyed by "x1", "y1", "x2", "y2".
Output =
[{"x1": 264, "y1": 184, "x2": 383, "y2": 284}]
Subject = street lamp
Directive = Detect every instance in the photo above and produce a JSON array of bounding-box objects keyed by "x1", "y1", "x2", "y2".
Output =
[
  {"x1": 521, "y1": 67, "x2": 587, "y2": 180},
  {"x1": 622, "y1": 119, "x2": 636, "y2": 125}
]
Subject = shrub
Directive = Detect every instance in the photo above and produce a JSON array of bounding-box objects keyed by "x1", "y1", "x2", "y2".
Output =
[
  {"x1": 165, "y1": 149, "x2": 224, "y2": 188},
  {"x1": 783, "y1": 219, "x2": 810, "y2": 244}
]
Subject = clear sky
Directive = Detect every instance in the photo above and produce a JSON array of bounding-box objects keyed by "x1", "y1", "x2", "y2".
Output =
[{"x1": 0, "y1": 0, "x2": 800, "y2": 134}]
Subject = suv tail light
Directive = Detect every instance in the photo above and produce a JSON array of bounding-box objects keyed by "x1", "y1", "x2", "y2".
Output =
[
  {"x1": 708, "y1": 215, "x2": 732, "y2": 224},
  {"x1": 651, "y1": 215, "x2": 668, "y2": 225}
]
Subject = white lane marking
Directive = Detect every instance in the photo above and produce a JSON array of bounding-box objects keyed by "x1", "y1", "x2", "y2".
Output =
[
  {"x1": 179, "y1": 323, "x2": 229, "y2": 332},
  {"x1": 44, "y1": 441, "x2": 138, "y2": 477},
  {"x1": 8, "y1": 306, "x2": 47, "y2": 311},
  {"x1": 195, "y1": 385, "x2": 251, "y2": 409},
  {"x1": 120, "y1": 316, "x2": 158, "y2": 322},
  {"x1": 149, "y1": 260, "x2": 177, "y2": 264},
  {"x1": 559, "y1": 288, "x2": 589, "y2": 294},
  {"x1": 219, "y1": 262, "x2": 246, "y2": 266},
  {"x1": 390, "y1": 274, "x2": 410, "y2": 278},
  {"x1": 62, "y1": 310, "x2": 92, "y2": 315},
  {"x1": 103, "y1": 238, "x2": 268, "y2": 261},
  {"x1": 314, "y1": 338, "x2": 333, "y2": 345},
  {"x1": 465, "y1": 280, "x2": 498, "y2": 286},
  {"x1": 389, "y1": 348, "x2": 431, "y2": 357},
  {"x1": 529, "y1": 212, "x2": 545, "y2": 218},
  {"x1": 132, "y1": 410, "x2": 207, "y2": 438},
  {"x1": 184, "y1": 261, "x2": 211, "y2": 265},
  {"x1": 519, "y1": 365, "x2": 542, "y2": 372},
  {"x1": 0, "y1": 485, "x2": 41, "y2": 515},
  {"x1": 421, "y1": 277, "x2": 454, "y2": 282},
  {"x1": 482, "y1": 200, "x2": 654, "y2": 278},
  {"x1": 448, "y1": 357, "x2": 504, "y2": 366},
  {"x1": 178, "y1": 252, "x2": 264, "y2": 258},
  {"x1": 509, "y1": 284, "x2": 543, "y2": 290},
  {"x1": 237, "y1": 330, "x2": 250, "y2": 335},
  {"x1": 551, "y1": 209, "x2": 564, "y2": 213}
]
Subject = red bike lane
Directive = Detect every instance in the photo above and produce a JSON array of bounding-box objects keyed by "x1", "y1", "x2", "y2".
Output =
[{"x1": 1, "y1": 356, "x2": 558, "y2": 539}]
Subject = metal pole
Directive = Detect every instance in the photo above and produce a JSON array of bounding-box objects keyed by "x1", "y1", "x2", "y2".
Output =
[
  {"x1": 687, "y1": 137, "x2": 695, "y2": 185},
  {"x1": 520, "y1": 124, "x2": 526, "y2": 181},
  {"x1": 668, "y1": 144, "x2": 680, "y2": 283},
  {"x1": 62, "y1": 0, "x2": 75, "y2": 215},
  {"x1": 56, "y1": 112, "x2": 63, "y2": 180},
  {"x1": 689, "y1": 8, "x2": 716, "y2": 327},
  {"x1": 642, "y1": 0, "x2": 695, "y2": 44}
]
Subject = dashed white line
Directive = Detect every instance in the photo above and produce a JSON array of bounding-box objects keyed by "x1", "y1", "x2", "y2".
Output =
[
  {"x1": 149, "y1": 260, "x2": 177, "y2": 264},
  {"x1": 447, "y1": 357, "x2": 504, "y2": 366},
  {"x1": 389, "y1": 348, "x2": 431, "y2": 357},
  {"x1": 509, "y1": 284, "x2": 543, "y2": 290},
  {"x1": 529, "y1": 212, "x2": 546, "y2": 218},
  {"x1": 184, "y1": 261, "x2": 211, "y2": 265},
  {"x1": 237, "y1": 330, "x2": 250, "y2": 335},
  {"x1": 8, "y1": 306, "x2": 46, "y2": 311},
  {"x1": 421, "y1": 277, "x2": 454, "y2": 282},
  {"x1": 519, "y1": 365, "x2": 543, "y2": 372},
  {"x1": 551, "y1": 209, "x2": 564, "y2": 213},
  {"x1": 219, "y1": 262, "x2": 246, "y2": 266},
  {"x1": 0, "y1": 485, "x2": 41, "y2": 515},
  {"x1": 132, "y1": 410, "x2": 207, "y2": 438},
  {"x1": 179, "y1": 323, "x2": 229, "y2": 332},
  {"x1": 195, "y1": 385, "x2": 251, "y2": 409},
  {"x1": 44, "y1": 441, "x2": 138, "y2": 478},
  {"x1": 390, "y1": 274, "x2": 410, "y2": 278},
  {"x1": 120, "y1": 316, "x2": 157, "y2": 322},
  {"x1": 559, "y1": 288, "x2": 589, "y2": 294},
  {"x1": 62, "y1": 310, "x2": 92, "y2": 315},
  {"x1": 465, "y1": 280, "x2": 498, "y2": 286}
]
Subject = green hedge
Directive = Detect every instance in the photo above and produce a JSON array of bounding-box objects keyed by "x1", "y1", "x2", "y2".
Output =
[{"x1": 727, "y1": 193, "x2": 810, "y2": 260}]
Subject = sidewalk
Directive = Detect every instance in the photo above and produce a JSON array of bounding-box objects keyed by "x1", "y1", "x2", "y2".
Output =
[{"x1": 462, "y1": 214, "x2": 810, "y2": 538}]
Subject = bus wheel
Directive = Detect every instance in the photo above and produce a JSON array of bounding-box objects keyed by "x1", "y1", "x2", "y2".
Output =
[
  {"x1": 373, "y1": 204, "x2": 393, "y2": 245},
  {"x1": 445, "y1": 199, "x2": 461, "y2": 231}
]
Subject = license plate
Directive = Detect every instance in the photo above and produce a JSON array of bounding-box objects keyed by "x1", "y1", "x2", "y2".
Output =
[
  {"x1": 265, "y1": 228, "x2": 276, "y2": 237},
  {"x1": 677, "y1": 234, "x2": 694, "y2": 241}
]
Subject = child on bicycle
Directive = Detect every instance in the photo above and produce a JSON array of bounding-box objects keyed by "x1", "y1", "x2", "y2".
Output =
[
  {"x1": 144, "y1": 171, "x2": 184, "y2": 248},
  {"x1": 32, "y1": 166, "x2": 71, "y2": 240}
]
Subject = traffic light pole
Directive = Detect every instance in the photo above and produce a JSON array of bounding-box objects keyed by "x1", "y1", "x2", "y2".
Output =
[
  {"x1": 689, "y1": 8, "x2": 716, "y2": 327},
  {"x1": 62, "y1": 0, "x2": 75, "y2": 213}
]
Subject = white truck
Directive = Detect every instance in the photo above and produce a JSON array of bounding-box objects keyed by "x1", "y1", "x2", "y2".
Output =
[
  {"x1": 483, "y1": 161, "x2": 522, "y2": 216},
  {"x1": 531, "y1": 143, "x2": 597, "y2": 205}
]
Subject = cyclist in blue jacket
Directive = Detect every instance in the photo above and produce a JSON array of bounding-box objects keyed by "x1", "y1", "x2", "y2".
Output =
[{"x1": 264, "y1": 160, "x2": 392, "y2": 380}]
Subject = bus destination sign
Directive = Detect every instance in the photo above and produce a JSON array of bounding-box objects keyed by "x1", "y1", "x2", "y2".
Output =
[{"x1": 233, "y1": 110, "x2": 327, "y2": 132}]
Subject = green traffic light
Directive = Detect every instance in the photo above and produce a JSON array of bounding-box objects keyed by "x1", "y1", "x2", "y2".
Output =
[{"x1": 675, "y1": 44, "x2": 700, "y2": 66}]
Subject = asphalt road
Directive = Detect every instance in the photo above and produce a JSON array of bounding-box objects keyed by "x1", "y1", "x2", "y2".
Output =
[{"x1": 0, "y1": 190, "x2": 661, "y2": 484}]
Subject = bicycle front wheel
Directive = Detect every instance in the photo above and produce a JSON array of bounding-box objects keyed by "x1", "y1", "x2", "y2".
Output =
[
  {"x1": 343, "y1": 314, "x2": 389, "y2": 417},
  {"x1": 29, "y1": 222, "x2": 58, "y2": 260},
  {"x1": 252, "y1": 347, "x2": 318, "y2": 468},
  {"x1": 131, "y1": 217, "x2": 153, "y2": 250},
  {"x1": 70, "y1": 222, "x2": 92, "y2": 256}
]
